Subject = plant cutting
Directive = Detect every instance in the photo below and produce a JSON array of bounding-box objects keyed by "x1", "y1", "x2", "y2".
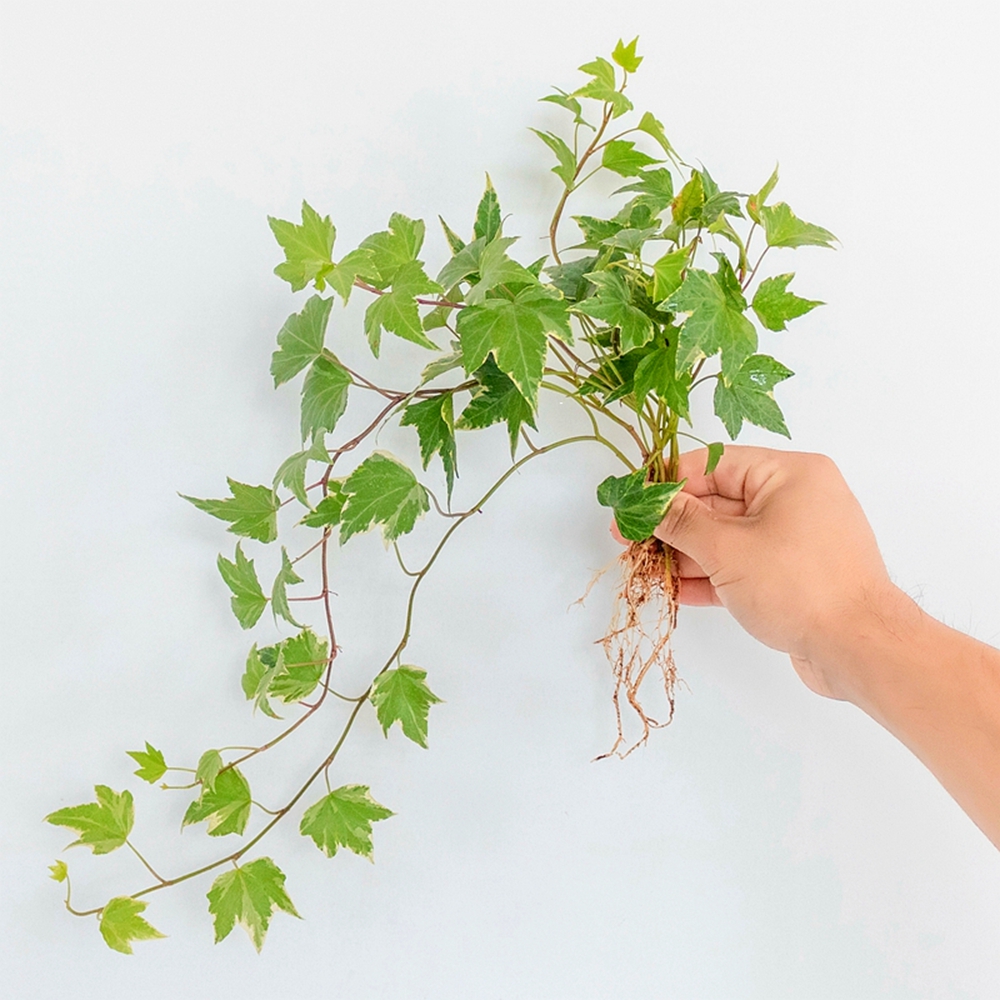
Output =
[{"x1": 45, "y1": 37, "x2": 834, "y2": 953}]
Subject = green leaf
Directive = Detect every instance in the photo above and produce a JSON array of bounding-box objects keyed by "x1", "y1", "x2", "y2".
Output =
[
  {"x1": 325, "y1": 248, "x2": 380, "y2": 303},
  {"x1": 671, "y1": 172, "x2": 705, "y2": 227},
  {"x1": 705, "y1": 442, "x2": 725, "y2": 475},
  {"x1": 455, "y1": 356, "x2": 537, "y2": 454},
  {"x1": 216, "y1": 544, "x2": 268, "y2": 629},
  {"x1": 611, "y1": 36, "x2": 643, "y2": 73},
  {"x1": 613, "y1": 167, "x2": 675, "y2": 216},
  {"x1": 437, "y1": 236, "x2": 509, "y2": 290},
  {"x1": 651, "y1": 246, "x2": 690, "y2": 302},
  {"x1": 438, "y1": 216, "x2": 466, "y2": 254},
  {"x1": 99, "y1": 897, "x2": 166, "y2": 955},
  {"x1": 269, "y1": 628, "x2": 329, "y2": 703},
  {"x1": 271, "y1": 546, "x2": 304, "y2": 628},
  {"x1": 182, "y1": 766, "x2": 252, "y2": 837},
  {"x1": 207, "y1": 857, "x2": 300, "y2": 951},
  {"x1": 360, "y1": 212, "x2": 426, "y2": 287},
  {"x1": 530, "y1": 129, "x2": 577, "y2": 187},
  {"x1": 400, "y1": 393, "x2": 457, "y2": 498},
  {"x1": 300, "y1": 785, "x2": 394, "y2": 860},
  {"x1": 571, "y1": 215, "x2": 624, "y2": 249},
  {"x1": 752, "y1": 273, "x2": 824, "y2": 331},
  {"x1": 420, "y1": 348, "x2": 464, "y2": 384},
  {"x1": 196, "y1": 750, "x2": 224, "y2": 793},
  {"x1": 300, "y1": 483, "x2": 347, "y2": 528},
  {"x1": 363, "y1": 260, "x2": 442, "y2": 355},
  {"x1": 465, "y1": 240, "x2": 539, "y2": 306},
  {"x1": 666, "y1": 268, "x2": 757, "y2": 378},
  {"x1": 268, "y1": 202, "x2": 335, "y2": 292},
  {"x1": 339, "y1": 453, "x2": 429, "y2": 544},
  {"x1": 578, "y1": 55, "x2": 616, "y2": 89},
  {"x1": 572, "y1": 58, "x2": 632, "y2": 118},
  {"x1": 632, "y1": 343, "x2": 691, "y2": 420},
  {"x1": 545, "y1": 256, "x2": 598, "y2": 301},
  {"x1": 49, "y1": 860, "x2": 68, "y2": 882},
  {"x1": 473, "y1": 175, "x2": 503, "y2": 242},
  {"x1": 300, "y1": 354, "x2": 351, "y2": 441},
  {"x1": 539, "y1": 90, "x2": 592, "y2": 128},
  {"x1": 760, "y1": 202, "x2": 836, "y2": 249},
  {"x1": 46, "y1": 786, "x2": 133, "y2": 855},
  {"x1": 241, "y1": 645, "x2": 281, "y2": 719},
  {"x1": 601, "y1": 226, "x2": 660, "y2": 254},
  {"x1": 370, "y1": 665, "x2": 443, "y2": 748},
  {"x1": 126, "y1": 742, "x2": 167, "y2": 784},
  {"x1": 746, "y1": 164, "x2": 779, "y2": 224},
  {"x1": 575, "y1": 270, "x2": 653, "y2": 353},
  {"x1": 713, "y1": 354, "x2": 794, "y2": 438},
  {"x1": 601, "y1": 140, "x2": 661, "y2": 178},
  {"x1": 578, "y1": 346, "x2": 652, "y2": 404},
  {"x1": 183, "y1": 479, "x2": 279, "y2": 544},
  {"x1": 596, "y1": 470, "x2": 686, "y2": 542},
  {"x1": 698, "y1": 167, "x2": 743, "y2": 223},
  {"x1": 270, "y1": 295, "x2": 334, "y2": 387},
  {"x1": 273, "y1": 437, "x2": 330, "y2": 507},
  {"x1": 636, "y1": 112, "x2": 677, "y2": 159}
]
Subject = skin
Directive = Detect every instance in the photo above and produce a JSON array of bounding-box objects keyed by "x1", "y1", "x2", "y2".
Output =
[{"x1": 644, "y1": 445, "x2": 1000, "y2": 849}]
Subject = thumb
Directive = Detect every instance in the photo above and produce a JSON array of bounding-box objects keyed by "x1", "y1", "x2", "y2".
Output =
[{"x1": 653, "y1": 490, "x2": 729, "y2": 573}]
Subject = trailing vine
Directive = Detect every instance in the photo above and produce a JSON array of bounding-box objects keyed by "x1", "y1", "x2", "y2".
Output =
[{"x1": 45, "y1": 37, "x2": 834, "y2": 953}]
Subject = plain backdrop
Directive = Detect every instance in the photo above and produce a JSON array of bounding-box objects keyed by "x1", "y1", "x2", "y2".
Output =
[{"x1": 2, "y1": 2, "x2": 999, "y2": 998}]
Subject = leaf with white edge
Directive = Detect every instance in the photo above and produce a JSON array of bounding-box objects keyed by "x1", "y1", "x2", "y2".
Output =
[
  {"x1": 611, "y1": 36, "x2": 643, "y2": 73},
  {"x1": 196, "y1": 750, "x2": 224, "y2": 793},
  {"x1": 49, "y1": 860, "x2": 68, "y2": 882},
  {"x1": 760, "y1": 202, "x2": 837, "y2": 249},
  {"x1": 325, "y1": 247, "x2": 380, "y2": 303},
  {"x1": 339, "y1": 453, "x2": 429, "y2": 544},
  {"x1": 601, "y1": 140, "x2": 661, "y2": 178},
  {"x1": 360, "y1": 213, "x2": 426, "y2": 287},
  {"x1": 596, "y1": 470, "x2": 686, "y2": 542},
  {"x1": 268, "y1": 202, "x2": 335, "y2": 292},
  {"x1": 207, "y1": 857, "x2": 300, "y2": 951},
  {"x1": 370, "y1": 665, "x2": 443, "y2": 748},
  {"x1": 651, "y1": 246, "x2": 690, "y2": 302},
  {"x1": 400, "y1": 393, "x2": 457, "y2": 498},
  {"x1": 474, "y1": 175, "x2": 503, "y2": 242},
  {"x1": 575, "y1": 270, "x2": 653, "y2": 353},
  {"x1": 182, "y1": 766, "x2": 252, "y2": 837},
  {"x1": 182, "y1": 479, "x2": 279, "y2": 544},
  {"x1": 126, "y1": 742, "x2": 167, "y2": 784},
  {"x1": 216, "y1": 544, "x2": 267, "y2": 629},
  {"x1": 439, "y1": 215, "x2": 466, "y2": 254},
  {"x1": 751, "y1": 273, "x2": 823, "y2": 331},
  {"x1": 274, "y1": 437, "x2": 330, "y2": 507},
  {"x1": 270, "y1": 546, "x2": 304, "y2": 628},
  {"x1": 636, "y1": 112, "x2": 677, "y2": 159},
  {"x1": 363, "y1": 260, "x2": 442, "y2": 355},
  {"x1": 299, "y1": 483, "x2": 347, "y2": 528},
  {"x1": 437, "y1": 236, "x2": 512, "y2": 290},
  {"x1": 269, "y1": 628, "x2": 329, "y2": 703},
  {"x1": 713, "y1": 354, "x2": 794, "y2": 439},
  {"x1": 241, "y1": 645, "x2": 281, "y2": 719},
  {"x1": 705, "y1": 442, "x2": 725, "y2": 475},
  {"x1": 529, "y1": 129, "x2": 577, "y2": 187},
  {"x1": 456, "y1": 356, "x2": 537, "y2": 454},
  {"x1": 99, "y1": 897, "x2": 166, "y2": 955},
  {"x1": 270, "y1": 295, "x2": 334, "y2": 387},
  {"x1": 45, "y1": 785, "x2": 133, "y2": 855},
  {"x1": 465, "y1": 239, "x2": 538, "y2": 305},
  {"x1": 632, "y1": 343, "x2": 691, "y2": 419},
  {"x1": 299, "y1": 785, "x2": 394, "y2": 860},
  {"x1": 420, "y1": 349, "x2": 464, "y2": 384},
  {"x1": 300, "y1": 354, "x2": 351, "y2": 441}
]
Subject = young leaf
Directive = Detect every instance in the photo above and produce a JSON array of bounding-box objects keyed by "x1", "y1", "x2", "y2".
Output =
[
  {"x1": 671, "y1": 172, "x2": 705, "y2": 227},
  {"x1": 49, "y1": 860, "x2": 68, "y2": 882},
  {"x1": 270, "y1": 295, "x2": 334, "y2": 387},
  {"x1": 206, "y1": 857, "x2": 300, "y2": 951},
  {"x1": 360, "y1": 213, "x2": 427, "y2": 287},
  {"x1": 182, "y1": 479, "x2": 279, "y2": 544},
  {"x1": 651, "y1": 246, "x2": 690, "y2": 302},
  {"x1": 269, "y1": 628, "x2": 329, "y2": 703},
  {"x1": 300, "y1": 354, "x2": 351, "y2": 441},
  {"x1": 635, "y1": 112, "x2": 677, "y2": 159},
  {"x1": 596, "y1": 470, "x2": 685, "y2": 542},
  {"x1": 455, "y1": 356, "x2": 537, "y2": 454},
  {"x1": 438, "y1": 235, "x2": 510, "y2": 289},
  {"x1": 746, "y1": 164, "x2": 780, "y2": 224},
  {"x1": 752, "y1": 273, "x2": 823, "y2": 331},
  {"x1": 705, "y1": 442, "x2": 725, "y2": 475},
  {"x1": 632, "y1": 345, "x2": 692, "y2": 420},
  {"x1": 572, "y1": 57, "x2": 632, "y2": 117},
  {"x1": 363, "y1": 260, "x2": 442, "y2": 355},
  {"x1": 474, "y1": 175, "x2": 503, "y2": 241},
  {"x1": 611, "y1": 36, "x2": 643, "y2": 73},
  {"x1": 539, "y1": 89, "x2": 591, "y2": 129},
  {"x1": 666, "y1": 268, "x2": 757, "y2": 378},
  {"x1": 400, "y1": 393, "x2": 458, "y2": 498},
  {"x1": 217, "y1": 544, "x2": 268, "y2": 630},
  {"x1": 126, "y1": 742, "x2": 167, "y2": 784},
  {"x1": 273, "y1": 437, "x2": 330, "y2": 507},
  {"x1": 760, "y1": 203, "x2": 837, "y2": 249},
  {"x1": 713, "y1": 354, "x2": 794, "y2": 438},
  {"x1": 325, "y1": 247, "x2": 380, "y2": 303},
  {"x1": 45, "y1": 786, "x2": 134, "y2": 855},
  {"x1": 339, "y1": 453, "x2": 430, "y2": 544},
  {"x1": 182, "y1": 766, "x2": 252, "y2": 837},
  {"x1": 545, "y1": 255, "x2": 598, "y2": 301},
  {"x1": 465, "y1": 239, "x2": 539, "y2": 305},
  {"x1": 99, "y1": 897, "x2": 166, "y2": 955},
  {"x1": 575, "y1": 270, "x2": 653, "y2": 353},
  {"x1": 196, "y1": 750, "x2": 224, "y2": 793},
  {"x1": 601, "y1": 140, "x2": 661, "y2": 178},
  {"x1": 300, "y1": 483, "x2": 347, "y2": 528},
  {"x1": 299, "y1": 785, "x2": 394, "y2": 860},
  {"x1": 529, "y1": 129, "x2": 577, "y2": 187},
  {"x1": 438, "y1": 215, "x2": 466, "y2": 254},
  {"x1": 370, "y1": 665, "x2": 443, "y2": 748},
  {"x1": 241, "y1": 645, "x2": 281, "y2": 719},
  {"x1": 268, "y1": 201, "x2": 335, "y2": 292},
  {"x1": 271, "y1": 546, "x2": 304, "y2": 628}
]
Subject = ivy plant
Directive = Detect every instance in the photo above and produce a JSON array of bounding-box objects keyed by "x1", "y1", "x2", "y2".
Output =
[{"x1": 46, "y1": 37, "x2": 834, "y2": 953}]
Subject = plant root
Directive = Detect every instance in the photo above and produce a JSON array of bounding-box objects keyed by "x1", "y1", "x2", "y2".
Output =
[{"x1": 596, "y1": 536, "x2": 680, "y2": 760}]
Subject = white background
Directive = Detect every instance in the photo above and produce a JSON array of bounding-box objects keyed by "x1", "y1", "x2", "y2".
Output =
[{"x1": 2, "y1": 2, "x2": 999, "y2": 997}]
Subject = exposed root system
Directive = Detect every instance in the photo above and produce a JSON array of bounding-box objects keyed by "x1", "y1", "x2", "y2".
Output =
[{"x1": 597, "y1": 537, "x2": 680, "y2": 760}]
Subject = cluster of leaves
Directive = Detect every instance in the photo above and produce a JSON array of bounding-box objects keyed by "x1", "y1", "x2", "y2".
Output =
[{"x1": 46, "y1": 37, "x2": 833, "y2": 953}]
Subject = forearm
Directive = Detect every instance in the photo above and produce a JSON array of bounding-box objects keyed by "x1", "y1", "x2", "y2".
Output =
[{"x1": 824, "y1": 588, "x2": 1000, "y2": 848}]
